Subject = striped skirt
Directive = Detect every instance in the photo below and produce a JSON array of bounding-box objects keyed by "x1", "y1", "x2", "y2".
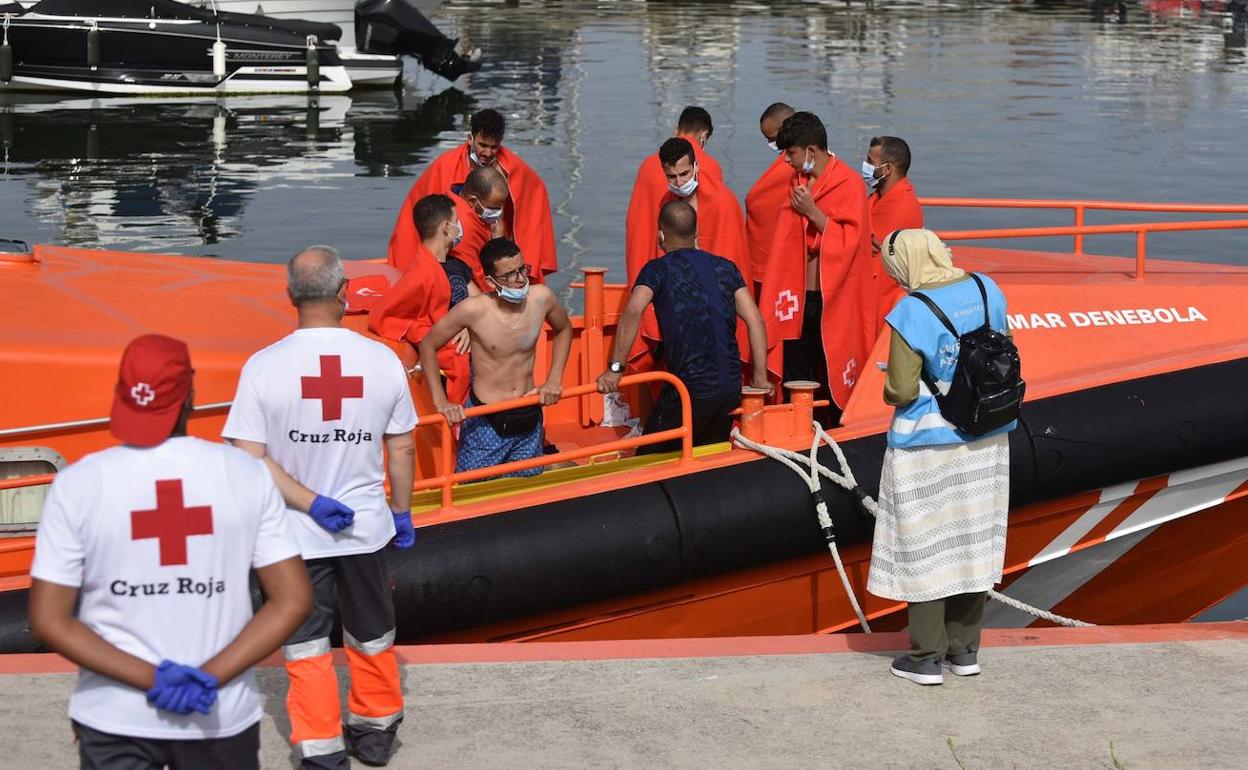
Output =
[{"x1": 866, "y1": 433, "x2": 1010, "y2": 603}]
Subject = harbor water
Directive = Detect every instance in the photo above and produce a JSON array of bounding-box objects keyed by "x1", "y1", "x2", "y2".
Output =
[{"x1": 0, "y1": 0, "x2": 1246, "y2": 310}]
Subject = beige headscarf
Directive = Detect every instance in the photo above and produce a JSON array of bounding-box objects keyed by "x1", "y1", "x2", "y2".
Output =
[{"x1": 881, "y1": 228, "x2": 965, "y2": 291}]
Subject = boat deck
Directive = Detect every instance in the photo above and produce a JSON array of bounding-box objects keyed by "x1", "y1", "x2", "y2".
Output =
[{"x1": 2, "y1": 622, "x2": 1244, "y2": 768}]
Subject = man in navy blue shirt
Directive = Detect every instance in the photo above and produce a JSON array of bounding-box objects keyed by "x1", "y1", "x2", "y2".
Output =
[{"x1": 599, "y1": 201, "x2": 769, "y2": 452}]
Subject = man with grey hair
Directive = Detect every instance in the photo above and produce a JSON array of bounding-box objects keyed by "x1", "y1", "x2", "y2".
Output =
[{"x1": 223, "y1": 245, "x2": 419, "y2": 769}]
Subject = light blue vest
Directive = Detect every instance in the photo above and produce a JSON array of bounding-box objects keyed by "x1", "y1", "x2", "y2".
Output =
[{"x1": 884, "y1": 273, "x2": 1017, "y2": 449}]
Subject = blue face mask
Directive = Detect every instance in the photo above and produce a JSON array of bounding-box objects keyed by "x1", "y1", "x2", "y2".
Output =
[
  {"x1": 767, "y1": 140, "x2": 781, "y2": 156},
  {"x1": 861, "y1": 160, "x2": 883, "y2": 192},
  {"x1": 493, "y1": 279, "x2": 529, "y2": 304},
  {"x1": 668, "y1": 164, "x2": 699, "y2": 198}
]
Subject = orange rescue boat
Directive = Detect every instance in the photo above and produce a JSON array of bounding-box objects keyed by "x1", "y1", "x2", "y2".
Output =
[{"x1": 2, "y1": 198, "x2": 1248, "y2": 651}]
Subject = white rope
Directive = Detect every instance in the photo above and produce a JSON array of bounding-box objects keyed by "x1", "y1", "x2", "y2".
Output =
[{"x1": 731, "y1": 423, "x2": 1094, "y2": 629}]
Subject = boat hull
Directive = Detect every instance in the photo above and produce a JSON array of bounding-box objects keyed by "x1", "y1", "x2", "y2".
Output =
[{"x1": 0, "y1": 13, "x2": 353, "y2": 94}]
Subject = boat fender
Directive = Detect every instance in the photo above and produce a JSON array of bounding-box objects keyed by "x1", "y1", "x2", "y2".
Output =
[
  {"x1": 1, "y1": 14, "x2": 11, "y2": 84},
  {"x1": 212, "y1": 38, "x2": 226, "y2": 80},
  {"x1": 87, "y1": 22, "x2": 100, "y2": 72},
  {"x1": 305, "y1": 35, "x2": 319, "y2": 90}
]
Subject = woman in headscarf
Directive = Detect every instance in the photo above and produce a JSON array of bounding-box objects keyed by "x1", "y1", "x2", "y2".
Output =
[{"x1": 867, "y1": 228, "x2": 1017, "y2": 686}]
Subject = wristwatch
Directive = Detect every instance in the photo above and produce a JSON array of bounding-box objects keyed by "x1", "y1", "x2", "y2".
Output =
[{"x1": 608, "y1": 361, "x2": 625, "y2": 374}]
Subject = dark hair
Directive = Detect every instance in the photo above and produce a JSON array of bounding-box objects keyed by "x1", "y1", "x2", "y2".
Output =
[
  {"x1": 480, "y1": 238, "x2": 522, "y2": 277},
  {"x1": 470, "y1": 108, "x2": 506, "y2": 141},
  {"x1": 463, "y1": 166, "x2": 509, "y2": 201},
  {"x1": 412, "y1": 194, "x2": 456, "y2": 240},
  {"x1": 870, "y1": 135, "x2": 912, "y2": 175},
  {"x1": 658, "y1": 200, "x2": 697, "y2": 240},
  {"x1": 676, "y1": 106, "x2": 713, "y2": 138},
  {"x1": 760, "y1": 102, "x2": 795, "y2": 124},
  {"x1": 775, "y1": 111, "x2": 827, "y2": 152},
  {"x1": 658, "y1": 137, "x2": 696, "y2": 169}
]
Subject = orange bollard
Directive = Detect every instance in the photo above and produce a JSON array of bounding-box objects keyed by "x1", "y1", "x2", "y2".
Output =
[
  {"x1": 581, "y1": 268, "x2": 608, "y2": 426},
  {"x1": 738, "y1": 386, "x2": 769, "y2": 444},
  {"x1": 784, "y1": 380, "x2": 819, "y2": 443},
  {"x1": 582, "y1": 267, "x2": 607, "y2": 329}
]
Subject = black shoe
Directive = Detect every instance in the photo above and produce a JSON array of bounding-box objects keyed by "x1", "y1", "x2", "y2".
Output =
[
  {"x1": 889, "y1": 654, "x2": 944, "y2": 685},
  {"x1": 344, "y1": 718, "x2": 402, "y2": 767}
]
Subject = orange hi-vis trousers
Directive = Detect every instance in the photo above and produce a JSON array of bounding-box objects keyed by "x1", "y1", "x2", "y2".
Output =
[{"x1": 283, "y1": 550, "x2": 403, "y2": 767}]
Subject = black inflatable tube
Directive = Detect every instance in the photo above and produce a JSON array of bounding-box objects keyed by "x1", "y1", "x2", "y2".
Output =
[{"x1": 1, "y1": 358, "x2": 1246, "y2": 652}]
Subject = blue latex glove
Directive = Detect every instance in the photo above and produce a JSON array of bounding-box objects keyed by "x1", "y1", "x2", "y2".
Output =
[
  {"x1": 392, "y1": 511, "x2": 416, "y2": 550},
  {"x1": 147, "y1": 661, "x2": 218, "y2": 716},
  {"x1": 309, "y1": 494, "x2": 354, "y2": 533}
]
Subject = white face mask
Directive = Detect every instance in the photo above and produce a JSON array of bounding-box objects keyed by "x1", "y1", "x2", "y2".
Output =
[
  {"x1": 767, "y1": 140, "x2": 781, "y2": 156},
  {"x1": 469, "y1": 148, "x2": 495, "y2": 167},
  {"x1": 475, "y1": 200, "x2": 504, "y2": 223},
  {"x1": 862, "y1": 160, "x2": 883, "y2": 192},
  {"x1": 668, "y1": 163, "x2": 699, "y2": 198},
  {"x1": 801, "y1": 150, "x2": 816, "y2": 175},
  {"x1": 449, "y1": 219, "x2": 464, "y2": 247}
]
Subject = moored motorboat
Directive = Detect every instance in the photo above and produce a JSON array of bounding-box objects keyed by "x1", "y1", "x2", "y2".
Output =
[
  {"x1": 0, "y1": 0, "x2": 353, "y2": 94},
  {"x1": 1, "y1": 199, "x2": 1246, "y2": 652}
]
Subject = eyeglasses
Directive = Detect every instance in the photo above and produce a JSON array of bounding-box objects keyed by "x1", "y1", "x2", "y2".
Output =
[{"x1": 490, "y1": 264, "x2": 530, "y2": 285}]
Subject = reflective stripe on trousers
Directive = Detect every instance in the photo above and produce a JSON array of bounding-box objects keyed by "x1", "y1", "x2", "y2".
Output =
[
  {"x1": 296, "y1": 735, "x2": 346, "y2": 759},
  {"x1": 344, "y1": 628, "x2": 403, "y2": 729},
  {"x1": 284, "y1": 637, "x2": 342, "y2": 748}
]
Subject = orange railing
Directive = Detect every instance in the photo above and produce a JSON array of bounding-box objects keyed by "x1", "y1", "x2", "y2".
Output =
[
  {"x1": 0, "y1": 374, "x2": 696, "y2": 507},
  {"x1": 414, "y1": 371, "x2": 694, "y2": 508},
  {"x1": 922, "y1": 198, "x2": 1248, "y2": 278}
]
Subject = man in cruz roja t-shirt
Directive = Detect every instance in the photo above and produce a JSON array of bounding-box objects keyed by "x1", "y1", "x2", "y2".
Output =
[
  {"x1": 599, "y1": 201, "x2": 770, "y2": 452},
  {"x1": 28, "y1": 334, "x2": 312, "y2": 770},
  {"x1": 223, "y1": 247, "x2": 419, "y2": 770}
]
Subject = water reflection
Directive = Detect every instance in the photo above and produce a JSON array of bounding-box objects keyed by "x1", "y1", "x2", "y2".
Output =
[{"x1": 0, "y1": 0, "x2": 1245, "y2": 290}]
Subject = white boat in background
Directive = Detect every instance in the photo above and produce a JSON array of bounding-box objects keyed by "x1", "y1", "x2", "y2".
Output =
[
  {"x1": 189, "y1": 0, "x2": 451, "y2": 85},
  {"x1": 10, "y1": 0, "x2": 475, "y2": 89}
]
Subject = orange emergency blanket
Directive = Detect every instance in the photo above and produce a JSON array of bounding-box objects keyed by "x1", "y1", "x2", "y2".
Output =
[
  {"x1": 367, "y1": 242, "x2": 471, "y2": 405},
  {"x1": 870, "y1": 177, "x2": 924, "y2": 326},
  {"x1": 758, "y1": 159, "x2": 877, "y2": 409},
  {"x1": 623, "y1": 144, "x2": 750, "y2": 363},
  {"x1": 387, "y1": 142, "x2": 557, "y2": 280},
  {"x1": 745, "y1": 155, "x2": 793, "y2": 288}
]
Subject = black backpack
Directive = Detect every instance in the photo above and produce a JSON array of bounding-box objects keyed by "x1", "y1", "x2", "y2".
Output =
[{"x1": 910, "y1": 273, "x2": 1025, "y2": 436}]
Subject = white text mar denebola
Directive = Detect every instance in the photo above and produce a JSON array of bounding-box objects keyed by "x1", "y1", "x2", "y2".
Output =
[{"x1": 1007, "y1": 306, "x2": 1208, "y2": 331}]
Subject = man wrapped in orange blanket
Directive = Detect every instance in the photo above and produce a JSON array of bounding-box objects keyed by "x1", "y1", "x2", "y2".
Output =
[
  {"x1": 369, "y1": 194, "x2": 478, "y2": 405},
  {"x1": 387, "y1": 108, "x2": 557, "y2": 283},
  {"x1": 746, "y1": 102, "x2": 797, "y2": 296},
  {"x1": 624, "y1": 108, "x2": 749, "y2": 366},
  {"x1": 865, "y1": 135, "x2": 924, "y2": 326},
  {"x1": 758, "y1": 111, "x2": 877, "y2": 425}
]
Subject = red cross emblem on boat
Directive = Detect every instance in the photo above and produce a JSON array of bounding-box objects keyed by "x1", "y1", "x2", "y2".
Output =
[
  {"x1": 301, "y1": 355, "x2": 364, "y2": 421},
  {"x1": 130, "y1": 479, "x2": 214, "y2": 567}
]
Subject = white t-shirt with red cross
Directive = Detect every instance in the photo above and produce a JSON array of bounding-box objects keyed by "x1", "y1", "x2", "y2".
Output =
[
  {"x1": 30, "y1": 437, "x2": 299, "y2": 740},
  {"x1": 222, "y1": 327, "x2": 418, "y2": 559}
]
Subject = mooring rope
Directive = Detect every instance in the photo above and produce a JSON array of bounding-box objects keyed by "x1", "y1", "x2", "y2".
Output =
[{"x1": 730, "y1": 424, "x2": 1094, "y2": 630}]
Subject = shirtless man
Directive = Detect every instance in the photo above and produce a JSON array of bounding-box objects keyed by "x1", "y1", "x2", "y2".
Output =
[{"x1": 418, "y1": 237, "x2": 573, "y2": 478}]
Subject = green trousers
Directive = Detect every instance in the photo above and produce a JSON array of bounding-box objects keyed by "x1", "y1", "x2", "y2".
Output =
[{"x1": 907, "y1": 592, "x2": 987, "y2": 661}]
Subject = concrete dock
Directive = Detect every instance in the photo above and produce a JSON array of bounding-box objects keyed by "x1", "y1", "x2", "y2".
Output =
[{"x1": 1, "y1": 622, "x2": 1245, "y2": 769}]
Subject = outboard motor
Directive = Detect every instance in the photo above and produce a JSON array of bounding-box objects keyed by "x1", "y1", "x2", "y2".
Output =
[{"x1": 355, "y1": 0, "x2": 481, "y2": 81}]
